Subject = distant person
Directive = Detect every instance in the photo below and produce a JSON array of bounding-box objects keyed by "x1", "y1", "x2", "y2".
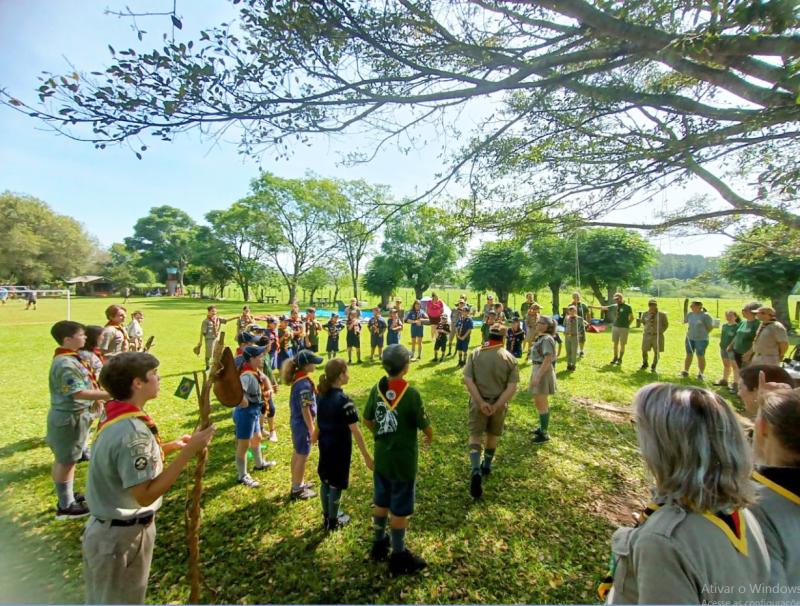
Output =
[
  {"x1": 681, "y1": 300, "x2": 714, "y2": 380},
  {"x1": 529, "y1": 316, "x2": 557, "y2": 444},
  {"x1": 387, "y1": 309, "x2": 403, "y2": 346},
  {"x1": 323, "y1": 313, "x2": 344, "y2": 360},
  {"x1": 447, "y1": 299, "x2": 465, "y2": 356},
  {"x1": 640, "y1": 299, "x2": 668, "y2": 373},
  {"x1": 126, "y1": 310, "x2": 145, "y2": 352},
  {"x1": 602, "y1": 384, "x2": 770, "y2": 604},
  {"x1": 506, "y1": 317, "x2": 525, "y2": 359},
  {"x1": 368, "y1": 307, "x2": 387, "y2": 361},
  {"x1": 455, "y1": 305, "x2": 475, "y2": 368},
  {"x1": 25, "y1": 288, "x2": 37, "y2": 310},
  {"x1": 99, "y1": 304, "x2": 130, "y2": 357},
  {"x1": 433, "y1": 313, "x2": 449, "y2": 362},
  {"x1": 482, "y1": 294, "x2": 495, "y2": 322},
  {"x1": 751, "y1": 307, "x2": 789, "y2": 366},
  {"x1": 730, "y1": 301, "x2": 762, "y2": 391},
  {"x1": 570, "y1": 292, "x2": 590, "y2": 357},
  {"x1": 714, "y1": 310, "x2": 741, "y2": 390},
  {"x1": 589, "y1": 293, "x2": 633, "y2": 366},
  {"x1": 346, "y1": 308, "x2": 363, "y2": 364},
  {"x1": 193, "y1": 305, "x2": 235, "y2": 370},
  {"x1": 0, "y1": 286, "x2": 8, "y2": 304},
  {"x1": 122, "y1": 286, "x2": 131, "y2": 304},
  {"x1": 426, "y1": 292, "x2": 444, "y2": 341},
  {"x1": 519, "y1": 292, "x2": 535, "y2": 318},
  {"x1": 404, "y1": 300, "x2": 427, "y2": 362},
  {"x1": 523, "y1": 303, "x2": 541, "y2": 358},
  {"x1": 304, "y1": 307, "x2": 322, "y2": 353},
  {"x1": 563, "y1": 305, "x2": 586, "y2": 371}
]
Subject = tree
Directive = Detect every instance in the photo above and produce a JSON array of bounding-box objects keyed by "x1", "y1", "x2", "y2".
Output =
[
  {"x1": 186, "y1": 227, "x2": 235, "y2": 298},
  {"x1": 299, "y1": 266, "x2": 329, "y2": 305},
  {"x1": 526, "y1": 236, "x2": 575, "y2": 315},
  {"x1": 721, "y1": 224, "x2": 800, "y2": 330},
  {"x1": 466, "y1": 240, "x2": 528, "y2": 307},
  {"x1": 125, "y1": 206, "x2": 197, "y2": 288},
  {"x1": 330, "y1": 180, "x2": 389, "y2": 300},
  {"x1": 245, "y1": 173, "x2": 338, "y2": 304},
  {"x1": 381, "y1": 206, "x2": 460, "y2": 300},
  {"x1": 327, "y1": 260, "x2": 350, "y2": 304},
  {"x1": 102, "y1": 243, "x2": 156, "y2": 291},
  {"x1": 363, "y1": 255, "x2": 403, "y2": 309},
  {"x1": 576, "y1": 229, "x2": 656, "y2": 315},
  {"x1": 9, "y1": 1, "x2": 800, "y2": 243},
  {"x1": 205, "y1": 202, "x2": 274, "y2": 302},
  {"x1": 0, "y1": 191, "x2": 101, "y2": 284}
]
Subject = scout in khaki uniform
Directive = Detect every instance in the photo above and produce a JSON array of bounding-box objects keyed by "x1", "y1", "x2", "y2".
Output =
[
  {"x1": 99, "y1": 304, "x2": 130, "y2": 357},
  {"x1": 751, "y1": 388, "x2": 800, "y2": 590},
  {"x1": 639, "y1": 299, "x2": 668, "y2": 373},
  {"x1": 563, "y1": 305, "x2": 586, "y2": 371},
  {"x1": 194, "y1": 305, "x2": 236, "y2": 370},
  {"x1": 570, "y1": 292, "x2": 590, "y2": 357},
  {"x1": 751, "y1": 307, "x2": 789, "y2": 366},
  {"x1": 589, "y1": 293, "x2": 633, "y2": 365},
  {"x1": 47, "y1": 321, "x2": 109, "y2": 520},
  {"x1": 529, "y1": 315, "x2": 557, "y2": 444},
  {"x1": 126, "y1": 311, "x2": 145, "y2": 352},
  {"x1": 523, "y1": 303, "x2": 540, "y2": 358},
  {"x1": 84, "y1": 352, "x2": 215, "y2": 605},
  {"x1": 463, "y1": 323, "x2": 519, "y2": 499}
]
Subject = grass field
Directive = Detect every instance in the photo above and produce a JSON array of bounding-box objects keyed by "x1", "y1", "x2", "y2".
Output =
[{"x1": 0, "y1": 293, "x2": 795, "y2": 604}]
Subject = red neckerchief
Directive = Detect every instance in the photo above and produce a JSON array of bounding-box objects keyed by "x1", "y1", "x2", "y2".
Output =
[
  {"x1": 105, "y1": 322, "x2": 130, "y2": 344},
  {"x1": 482, "y1": 337, "x2": 504, "y2": 349},
  {"x1": 92, "y1": 347, "x2": 106, "y2": 365},
  {"x1": 292, "y1": 371, "x2": 317, "y2": 394},
  {"x1": 378, "y1": 376, "x2": 409, "y2": 410},
  {"x1": 54, "y1": 348, "x2": 100, "y2": 390},
  {"x1": 240, "y1": 363, "x2": 269, "y2": 400},
  {"x1": 98, "y1": 400, "x2": 164, "y2": 461}
]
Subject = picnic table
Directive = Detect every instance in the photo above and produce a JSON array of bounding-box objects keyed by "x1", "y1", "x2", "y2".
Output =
[{"x1": 264, "y1": 295, "x2": 277, "y2": 304}]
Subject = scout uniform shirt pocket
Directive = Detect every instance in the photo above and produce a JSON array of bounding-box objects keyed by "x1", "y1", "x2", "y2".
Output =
[{"x1": 606, "y1": 526, "x2": 635, "y2": 603}]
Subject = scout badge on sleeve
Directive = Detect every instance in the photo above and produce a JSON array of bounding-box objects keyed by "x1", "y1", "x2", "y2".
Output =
[
  {"x1": 212, "y1": 346, "x2": 244, "y2": 407},
  {"x1": 174, "y1": 376, "x2": 196, "y2": 400}
]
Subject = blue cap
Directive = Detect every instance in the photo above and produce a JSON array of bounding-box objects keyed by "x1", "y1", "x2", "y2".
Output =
[
  {"x1": 242, "y1": 345, "x2": 266, "y2": 360},
  {"x1": 295, "y1": 349, "x2": 323, "y2": 366},
  {"x1": 238, "y1": 332, "x2": 256, "y2": 344}
]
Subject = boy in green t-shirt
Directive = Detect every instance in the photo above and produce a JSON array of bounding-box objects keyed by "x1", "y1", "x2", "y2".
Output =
[
  {"x1": 363, "y1": 344, "x2": 433, "y2": 575},
  {"x1": 589, "y1": 293, "x2": 633, "y2": 365}
]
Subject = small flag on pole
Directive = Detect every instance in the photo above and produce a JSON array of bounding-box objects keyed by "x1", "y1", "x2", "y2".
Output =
[{"x1": 174, "y1": 376, "x2": 196, "y2": 400}]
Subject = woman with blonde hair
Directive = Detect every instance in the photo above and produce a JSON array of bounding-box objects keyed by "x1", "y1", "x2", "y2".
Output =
[{"x1": 604, "y1": 384, "x2": 770, "y2": 604}]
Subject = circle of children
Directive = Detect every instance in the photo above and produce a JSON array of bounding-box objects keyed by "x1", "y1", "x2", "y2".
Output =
[{"x1": 45, "y1": 290, "x2": 798, "y2": 603}]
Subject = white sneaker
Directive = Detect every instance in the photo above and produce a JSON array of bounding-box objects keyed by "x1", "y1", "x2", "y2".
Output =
[
  {"x1": 269, "y1": 431, "x2": 278, "y2": 443},
  {"x1": 238, "y1": 474, "x2": 260, "y2": 488},
  {"x1": 697, "y1": 373, "x2": 705, "y2": 381}
]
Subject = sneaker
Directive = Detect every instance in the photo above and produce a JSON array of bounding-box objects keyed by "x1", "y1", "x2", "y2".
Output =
[
  {"x1": 73, "y1": 492, "x2": 86, "y2": 504},
  {"x1": 480, "y1": 465, "x2": 491, "y2": 477},
  {"x1": 640, "y1": 363, "x2": 648, "y2": 370},
  {"x1": 326, "y1": 513, "x2": 351, "y2": 531},
  {"x1": 238, "y1": 474, "x2": 260, "y2": 488},
  {"x1": 579, "y1": 351, "x2": 585, "y2": 358},
  {"x1": 650, "y1": 365, "x2": 657, "y2": 373},
  {"x1": 680, "y1": 370, "x2": 689, "y2": 378},
  {"x1": 697, "y1": 373, "x2": 705, "y2": 381},
  {"x1": 253, "y1": 460, "x2": 277, "y2": 471},
  {"x1": 269, "y1": 431, "x2": 278, "y2": 443},
  {"x1": 369, "y1": 536, "x2": 391, "y2": 561},
  {"x1": 389, "y1": 549, "x2": 428, "y2": 576},
  {"x1": 55, "y1": 501, "x2": 90, "y2": 520},
  {"x1": 290, "y1": 487, "x2": 316, "y2": 500},
  {"x1": 533, "y1": 431, "x2": 550, "y2": 444},
  {"x1": 610, "y1": 358, "x2": 618, "y2": 365},
  {"x1": 712, "y1": 380, "x2": 728, "y2": 387},
  {"x1": 300, "y1": 480, "x2": 315, "y2": 489},
  {"x1": 729, "y1": 384, "x2": 738, "y2": 394},
  {"x1": 470, "y1": 472, "x2": 483, "y2": 499}
]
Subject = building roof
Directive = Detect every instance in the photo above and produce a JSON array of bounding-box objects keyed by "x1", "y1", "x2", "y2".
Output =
[{"x1": 64, "y1": 275, "x2": 110, "y2": 285}]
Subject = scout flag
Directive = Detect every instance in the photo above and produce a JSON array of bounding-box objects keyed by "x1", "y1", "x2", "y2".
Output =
[{"x1": 174, "y1": 376, "x2": 196, "y2": 400}]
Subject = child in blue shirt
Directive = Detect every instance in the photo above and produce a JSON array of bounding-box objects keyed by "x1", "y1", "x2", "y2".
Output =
[{"x1": 387, "y1": 308, "x2": 403, "y2": 346}]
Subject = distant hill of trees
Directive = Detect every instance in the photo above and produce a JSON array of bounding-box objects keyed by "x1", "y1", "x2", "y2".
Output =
[{"x1": 651, "y1": 253, "x2": 719, "y2": 281}]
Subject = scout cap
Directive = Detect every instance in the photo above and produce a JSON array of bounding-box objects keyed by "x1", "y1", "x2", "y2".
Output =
[
  {"x1": 242, "y1": 345, "x2": 266, "y2": 360},
  {"x1": 238, "y1": 332, "x2": 256, "y2": 344},
  {"x1": 295, "y1": 349, "x2": 324, "y2": 366},
  {"x1": 382, "y1": 344, "x2": 411, "y2": 376},
  {"x1": 648, "y1": 299, "x2": 657, "y2": 305},
  {"x1": 248, "y1": 324, "x2": 265, "y2": 331},
  {"x1": 691, "y1": 300, "x2": 703, "y2": 307}
]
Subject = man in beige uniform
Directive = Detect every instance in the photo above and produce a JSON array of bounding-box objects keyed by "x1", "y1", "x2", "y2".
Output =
[
  {"x1": 463, "y1": 323, "x2": 519, "y2": 499},
  {"x1": 84, "y1": 352, "x2": 215, "y2": 604},
  {"x1": 751, "y1": 307, "x2": 789, "y2": 366},
  {"x1": 639, "y1": 299, "x2": 668, "y2": 373}
]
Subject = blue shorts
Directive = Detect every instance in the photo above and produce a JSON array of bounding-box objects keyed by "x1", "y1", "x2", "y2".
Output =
[
  {"x1": 291, "y1": 424, "x2": 312, "y2": 456},
  {"x1": 410, "y1": 324, "x2": 424, "y2": 339},
  {"x1": 387, "y1": 331, "x2": 400, "y2": 345},
  {"x1": 456, "y1": 337, "x2": 471, "y2": 352},
  {"x1": 685, "y1": 338, "x2": 709, "y2": 356},
  {"x1": 371, "y1": 334, "x2": 385, "y2": 348},
  {"x1": 232, "y1": 406, "x2": 261, "y2": 440},
  {"x1": 373, "y1": 471, "x2": 415, "y2": 517}
]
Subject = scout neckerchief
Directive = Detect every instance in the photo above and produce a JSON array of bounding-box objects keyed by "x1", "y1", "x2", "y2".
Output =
[
  {"x1": 753, "y1": 319, "x2": 773, "y2": 344},
  {"x1": 97, "y1": 399, "x2": 164, "y2": 462},
  {"x1": 482, "y1": 336, "x2": 504, "y2": 349},
  {"x1": 105, "y1": 321, "x2": 130, "y2": 346},
  {"x1": 206, "y1": 315, "x2": 221, "y2": 337},
  {"x1": 377, "y1": 376, "x2": 408, "y2": 411},
  {"x1": 92, "y1": 347, "x2": 106, "y2": 365},
  {"x1": 597, "y1": 501, "x2": 749, "y2": 601},
  {"x1": 292, "y1": 371, "x2": 317, "y2": 394},
  {"x1": 240, "y1": 362, "x2": 269, "y2": 402},
  {"x1": 753, "y1": 469, "x2": 800, "y2": 506},
  {"x1": 54, "y1": 348, "x2": 100, "y2": 390}
]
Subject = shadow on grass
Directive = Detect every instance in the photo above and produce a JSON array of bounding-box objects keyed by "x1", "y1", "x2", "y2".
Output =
[{"x1": 0, "y1": 436, "x2": 46, "y2": 460}]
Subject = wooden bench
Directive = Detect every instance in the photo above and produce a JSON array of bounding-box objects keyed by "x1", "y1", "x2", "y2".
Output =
[{"x1": 264, "y1": 296, "x2": 277, "y2": 304}]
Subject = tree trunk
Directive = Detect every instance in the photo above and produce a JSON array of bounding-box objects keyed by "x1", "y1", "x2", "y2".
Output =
[
  {"x1": 287, "y1": 282, "x2": 298, "y2": 305},
  {"x1": 380, "y1": 292, "x2": 389, "y2": 309},
  {"x1": 771, "y1": 295, "x2": 792, "y2": 331},
  {"x1": 241, "y1": 279, "x2": 250, "y2": 302},
  {"x1": 414, "y1": 286, "x2": 424, "y2": 300},
  {"x1": 309, "y1": 288, "x2": 317, "y2": 305},
  {"x1": 333, "y1": 285, "x2": 340, "y2": 303},
  {"x1": 587, "y1": 278, "x2": 607, "y2": 306},
  {"x1": 199, "y1": 284, "x2": 205, "y2": 297},
  {"x1": 351, "y1": 274, "x2": 359, "y2": 301},
  {"x1": 549, "y1": 281, "x2": 561, "y2": 316},
  {"x1": 498, "y1": 290, "x2": 509, "y2": 307}
]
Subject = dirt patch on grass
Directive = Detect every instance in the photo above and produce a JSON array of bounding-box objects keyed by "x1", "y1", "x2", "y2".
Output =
[
  {"x1": 572, "y1": 396, "x2": 634, "y2": 425},
  {"x1": 584, "y1": 479, "x2": 648, "y2": 527}
]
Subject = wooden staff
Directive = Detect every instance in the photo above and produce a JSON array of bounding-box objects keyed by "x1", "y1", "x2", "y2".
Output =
[{"x1": 187, "y1": 332, "x2": 225, "y2": 603}]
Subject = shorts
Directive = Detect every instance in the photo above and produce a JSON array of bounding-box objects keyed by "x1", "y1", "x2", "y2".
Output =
[
  {"x1": 410, "y1": 324, "x2": 424, "y2": 339},
  {"x1": 641, "y1": 333, "x2": 665, "y2": 353},
  {"x1": 468, "y1": 399, "x2": 507, "y2": 436},
  {"x1": 720, "y1": 347, "x2": 735, "y2": 360},
  {"x1": 456, "y1": 337, "x2": 471, "y2": 352},
  {"x1": 611, "y1": 326, "x2": 629, "y2": 346},
  {"x1": 326, "y1": 337, "x2": 340, "y2": 353},
  {"x1": 46, "y1": 408, "x2": 93, "y2": 464},
  {"x1": 528, "y1": 364, "x2": 556, "y2": 396},
  {"x1": 346, "y1": 331, "x2": 361, "y2": 348},
  {"x1": 434, "y1": 334, "x2": 447, "y2": 351},
  {"x1": 373, "y1": 471, "x2": 415, "y2": 517},
  {"x1": 371, "y1": 334, "x2": 385, "y2": 348},
  {"x1": 232, "y1": 405, "x2": 261, "y2": 440},
  {"x1": 387, "y1": 332, "x2": 400, "y2": 346},
  {"x1": 685, "y1": 338, "x2": 709, "y2": 356},
  {"x1": 292, "y1": 424, "x2": 312, "y2": 456}
]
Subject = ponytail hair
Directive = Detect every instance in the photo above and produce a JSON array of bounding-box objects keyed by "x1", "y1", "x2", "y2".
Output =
[
  {"x1": 318, "y1": 358, "x2": 348, "y2": 396},
  {"x1": 280, "y1": 357, "x2": 299, "y2": 385}
]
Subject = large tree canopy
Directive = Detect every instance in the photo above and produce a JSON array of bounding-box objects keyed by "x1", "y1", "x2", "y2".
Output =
[
  {"x1": 5, "y1": 0, "x2": 800, "y2": 241},
  {"x1": 466, "y1": 239, "x2": 529, "y2": 307}
]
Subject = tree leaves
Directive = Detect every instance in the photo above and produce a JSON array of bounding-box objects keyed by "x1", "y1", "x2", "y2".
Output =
[{"x1": 171, "y1": 15, "x2": 183, "y2": 30}]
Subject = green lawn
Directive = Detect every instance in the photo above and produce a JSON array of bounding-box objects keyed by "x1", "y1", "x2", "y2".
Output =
[{"x1": 0, "y1": 294, "x2": 792, "y2": 604}]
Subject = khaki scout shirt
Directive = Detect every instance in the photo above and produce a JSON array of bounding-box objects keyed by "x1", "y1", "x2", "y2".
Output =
[
  {"x1": 641, "y1": 311, "x2": 669, "y2": 335},
  {"x1": 609, "y1": 504, "x2": 770, "y2": 604},
  {"x1": 99, "y1": 325, "x2": 128, "y2": 356},
  {"x1": 49, "y1": 354, "x2": 93, "y2": 412},
  {"x1": 752, "y1": 321, "x2": 789, "y2": 359},
  {"x1": 463, "y1": 343, "x2": 519, "y2": 401},
  {"x1": 530, "y1": 335, "x2": 556, "y2": 364},
  {"x1": 86, "y1": 418, "x2": 163, "y2": 520},
  {"x1": 201, "y1": 316, "x2": 228, "y2": 339}
]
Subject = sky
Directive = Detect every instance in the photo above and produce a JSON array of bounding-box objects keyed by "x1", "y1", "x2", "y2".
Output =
[{"x1": 0, "y1": 1, "x2": 730, "y2": 258}]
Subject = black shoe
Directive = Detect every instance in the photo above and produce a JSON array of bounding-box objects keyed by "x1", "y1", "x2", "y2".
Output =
[
  {"x1": 290, "y1": 487, "x2": 316, "y2": 500},
  {"x1": 610, "y1": 357, "x2": 618, "y2": 365},
  {"x1": 480, "y1": 465, "x2": 491, "y2": 477},
  {"x1": 326, "y1": 513, "x2": 351, "y2": 531},
  {"x1": 55, "y1": 501, "x2": 90, "y2": 520},
  {"x1": 369, "y1": 536, "x2": 390, "y2": 561},
  {"x1": 73, "y1": 492, "x2": 86, "y2": 504},
  {"x1": 470, "y1": 471, "x2": 483, "y2": 499},
  {"x1": 389, "y1": 549, "x2": 428, "y2": 576},
  {"x1": 651, "y1": 365, "x2": 657, "y2": 373},
  {"x1": 640, "y1": 363, "x2": 648, "y2": 370},
  {"x1": 533, "y1": 431, "x2": 550, "y2": 444}
]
